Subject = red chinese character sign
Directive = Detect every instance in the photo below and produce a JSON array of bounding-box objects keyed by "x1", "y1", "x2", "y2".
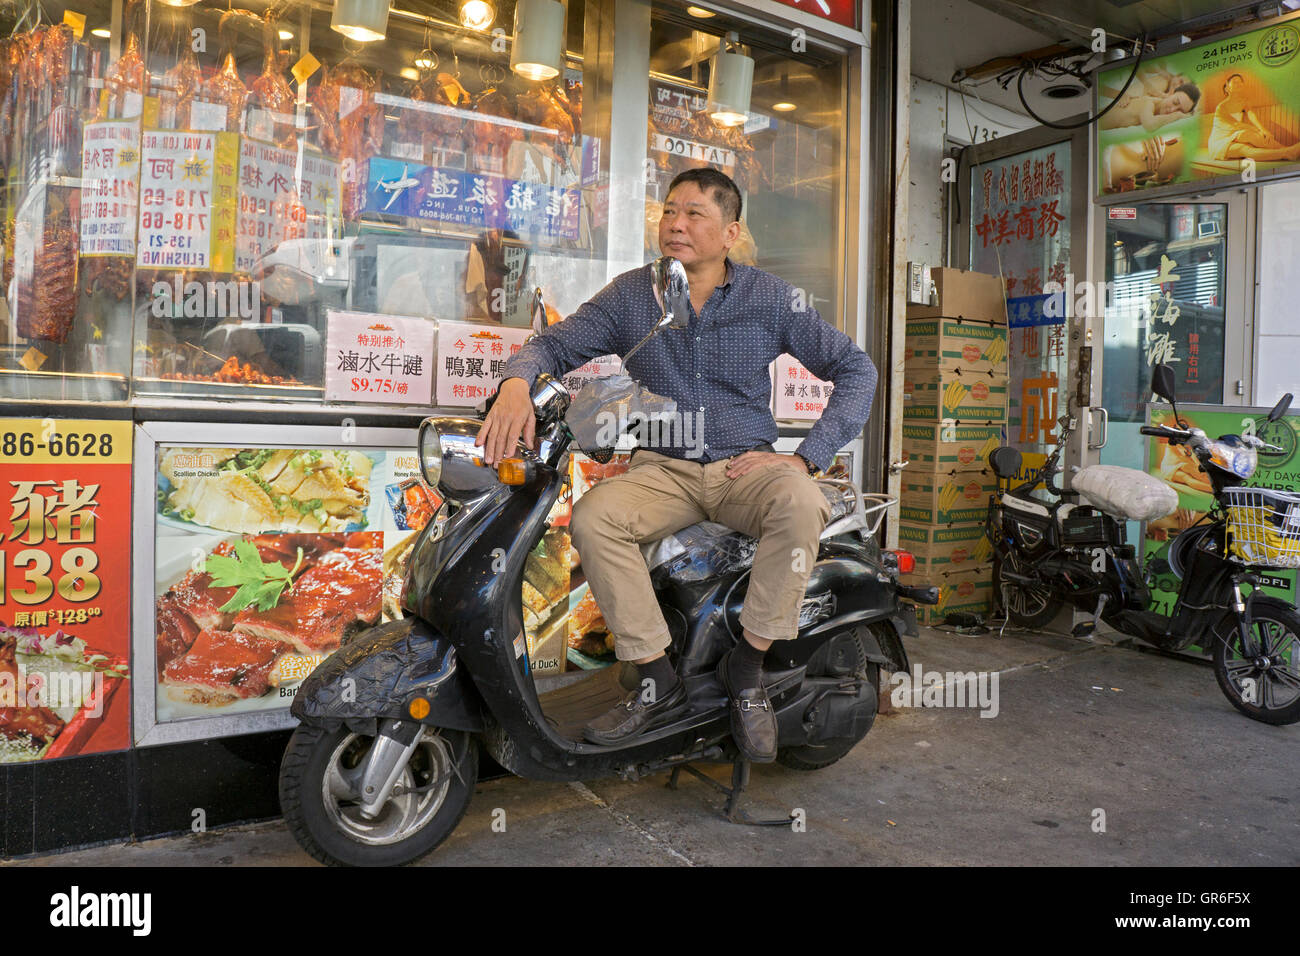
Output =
[
  {"x1": 970, "y1": 141, "x2": 1072, "y2": 465},
  {"x1": 768, "y1": 0, "x2": 857, "y2": 29},
  {"x1": 325, "y1": 311, "x2": 436, "y2": 404},
  {"x1": 0, "y1": 419, "x2": 132, "y2": 764}
]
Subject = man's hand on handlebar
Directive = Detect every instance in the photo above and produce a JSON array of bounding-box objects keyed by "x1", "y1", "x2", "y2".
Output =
[{"x1": 476, "y1": 377, "x2": 536, "y2": 466}]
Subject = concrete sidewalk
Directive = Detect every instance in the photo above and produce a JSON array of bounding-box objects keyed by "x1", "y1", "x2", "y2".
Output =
[{"x1": 11, "y1": 626, "x2": 1299, "y2": 867}]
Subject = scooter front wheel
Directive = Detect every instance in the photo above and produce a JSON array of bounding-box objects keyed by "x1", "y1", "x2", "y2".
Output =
[
  {"x1": 1211, "y1": 597, "x2": 1300, "y2": 725},
  {"x1": 279, "y1": 722, "x2": 477, "y2": 866}
]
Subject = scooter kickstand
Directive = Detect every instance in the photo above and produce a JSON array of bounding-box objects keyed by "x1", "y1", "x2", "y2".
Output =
[{"x1": 667, "y1": 758, "x2": 795, "y2": 827}]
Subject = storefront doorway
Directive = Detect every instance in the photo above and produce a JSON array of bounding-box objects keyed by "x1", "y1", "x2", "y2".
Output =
[{"x1": 1097, "y1": 190, "x2": 1253, "y2": 477}]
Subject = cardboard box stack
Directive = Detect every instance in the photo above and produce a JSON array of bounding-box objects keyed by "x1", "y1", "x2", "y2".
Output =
[{"x1": 900, "y1": 268, "x2": 1007, "y2": 624}]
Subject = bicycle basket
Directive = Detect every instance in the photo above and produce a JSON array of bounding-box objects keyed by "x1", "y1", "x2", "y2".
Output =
[{"x1": 1222, "y1": 486, "x2": 1300, "y2": 568}]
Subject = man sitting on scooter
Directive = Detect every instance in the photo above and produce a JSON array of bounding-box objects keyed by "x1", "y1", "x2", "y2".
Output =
[{"x1": 477, "y1": 168, "x2": 877, "y2": 763}]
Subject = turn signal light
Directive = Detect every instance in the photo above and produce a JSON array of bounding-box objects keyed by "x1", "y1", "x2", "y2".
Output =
[
  {"x1": 497, "y1": 457, "x2": 528, "y2": 485},
  {"x1": 409, "y1": 697, "x2": 431, "y2": 720},
  {"x1": 884, "y1": 550, "x2": 916, "y2": 575}
]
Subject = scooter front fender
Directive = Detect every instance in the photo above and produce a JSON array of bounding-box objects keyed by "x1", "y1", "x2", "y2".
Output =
[{"x1": 291, "y1": 618, "x2": 486, "y2": 735}]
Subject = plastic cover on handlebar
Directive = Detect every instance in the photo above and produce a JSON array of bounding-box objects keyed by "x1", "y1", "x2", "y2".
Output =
[{"x1": 564, "y1": 374, "x2": 678, "y2": 456}]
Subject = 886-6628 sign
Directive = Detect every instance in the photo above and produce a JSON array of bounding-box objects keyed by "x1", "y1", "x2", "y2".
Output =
[{"x1": 0, "y1": 418, "x2": 132, "y2": 763}]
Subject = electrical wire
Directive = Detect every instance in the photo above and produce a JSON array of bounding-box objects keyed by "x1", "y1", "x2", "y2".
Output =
[{"x1": 1014, "y1": 34, "x2": 1149, "y2": 131}]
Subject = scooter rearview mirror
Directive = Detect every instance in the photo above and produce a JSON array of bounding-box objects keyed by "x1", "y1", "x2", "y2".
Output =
[
  {"x1": 652, "y1": 256, "x2": 691, "y2": 329},
  {"x1": 1150, "y1": 363, "x2": 1185, "y2": 427},
  {"x1": 1269, "y1": 392, "x2": 1293, "y2": 423}
]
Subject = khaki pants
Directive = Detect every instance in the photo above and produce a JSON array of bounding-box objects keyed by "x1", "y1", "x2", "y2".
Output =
[{"x1": 570, "y1": 450, "x2": 833, "y2": 661}]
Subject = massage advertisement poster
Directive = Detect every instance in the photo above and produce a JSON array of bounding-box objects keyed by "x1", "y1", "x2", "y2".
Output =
[
  {"x1": 1097, "y1": 19, "x2": 1300, "y2": 197},
  {"x1": 1143, "y1": 405, "x2": 1300, "y2": 643},
  {"x1": 0, "y1": 419, "x2": 133, "y2": 764}
]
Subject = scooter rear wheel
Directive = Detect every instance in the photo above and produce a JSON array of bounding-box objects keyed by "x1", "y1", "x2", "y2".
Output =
[
  {"x1": 1211, "y1": 597, "x2": 1300, "y2": 725},
  {"x1": 777, "y1": 626, "x2": 881, "y2": 772},
  {"x1": 994, "y1": 550, "x2": 1063, "y2": 629},
  {"x1": 279, "y1": 722, "x2": 477, "y2": 866}
]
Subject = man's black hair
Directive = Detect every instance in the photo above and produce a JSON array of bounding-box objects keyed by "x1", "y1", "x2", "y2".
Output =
[{"x1": 667, "y1": 167, "x2": 743, "y2": 222}]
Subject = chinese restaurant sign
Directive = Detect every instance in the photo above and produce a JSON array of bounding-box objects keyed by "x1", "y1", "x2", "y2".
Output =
[
  {"x1": 435, "y1": 320, "x2": 531, "y2": 406},
  {"x1": 325, "y1": 311, "x2": 435, "y2": 404},
  {"x1": 236, "y1": 139, "x2": 340, "y2": 273},
  {"x1": 0, "y1": 419, "x2": 133, "y2": 764},
  {"x1": 773, "y1": 355, "x2": 831, "y2": 420},
  {"x1": 969, "y1": 141, "x2": 1071, "y2": 465},
  {"x1": 79, "y1": 119, "x2": 140, "y2": 258},
  {"x1": 1097, "y1": 18, "x2": 1300, "y2": 197},
  {"x1": 137, "y1": 129, "x2": 239, "y2": 272}
]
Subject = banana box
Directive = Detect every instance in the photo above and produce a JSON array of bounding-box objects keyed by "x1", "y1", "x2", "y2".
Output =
[
  {"x1": 905, "y1": 267, "x2": 1007, "y2": 323},
  {"x1": 900, "y1": 472, "x2": 998, "y2": 526},
  {"x1": 904, "y1": 317, "x2": 1009, "y2": 373},
  {"x1": 896, "y1": 521, "x2": 995, "y2": 577},
  {"x1": 900, "y1": 564, "x2": 995, "y2": 625},
  {"x1": 903, "y1": 366, "x2": 1008, "y2": 423},
  {"x1": 902, "y1": 423, "x2": 1003, "y2": 474}
]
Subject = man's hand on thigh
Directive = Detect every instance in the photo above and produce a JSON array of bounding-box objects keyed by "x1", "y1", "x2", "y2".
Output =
[{"x1": 724, "y1": 451, "x2": 807, "y2": 479}]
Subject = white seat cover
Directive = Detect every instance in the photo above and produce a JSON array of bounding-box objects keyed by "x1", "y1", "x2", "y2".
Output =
[{"x1": 1071, "y1": 464, "x2": 1178, "y2": 521}]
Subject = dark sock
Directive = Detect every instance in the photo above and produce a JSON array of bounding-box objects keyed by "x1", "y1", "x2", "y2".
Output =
[
  {"x1": 727, "y1": 638, "x2": 766, "y2": 690},
  {"x1": 637, "y1": 655, "x2": 680, "y2": 702}
]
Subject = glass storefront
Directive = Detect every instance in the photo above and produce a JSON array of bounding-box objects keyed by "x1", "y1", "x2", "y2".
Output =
[{"x1": 0, "y1": 0, "x2": 852, "y2": 406}]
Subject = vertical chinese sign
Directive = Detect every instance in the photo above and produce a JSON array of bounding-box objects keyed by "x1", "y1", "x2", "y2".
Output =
[
  {"x1": 0, "y1": 419, "x2": 132, "y2": 763},
  {"x1": 969, "y1": 142, "x2": 1072, "y2": 466}
]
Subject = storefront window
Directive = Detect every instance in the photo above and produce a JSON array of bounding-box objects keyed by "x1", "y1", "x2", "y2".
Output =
[
  {"x1": 1, "y1": 0, "x2": 606, "y2": 404},
  {"x1": 646, "y1": 5, "x2": 847, "y2": 332}
]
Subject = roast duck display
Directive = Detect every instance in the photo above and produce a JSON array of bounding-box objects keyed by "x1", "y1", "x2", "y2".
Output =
[
  {"x1": 310, "y1": 62, "x2": 386, "y2": 217},
  {"x1": 396, "y1": 68, "x2": 471, "y2": 161},
  {"x1": 248, "y1": 25, "x2": 296, "y2": 149},
  {"x1": 155, "y1": 532, "x2": 384, "y2": 705}
]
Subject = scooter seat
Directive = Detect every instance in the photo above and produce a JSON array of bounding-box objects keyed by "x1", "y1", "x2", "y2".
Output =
[{"x1": 639, "y1": 481, "x2": 852, "y2": 583}]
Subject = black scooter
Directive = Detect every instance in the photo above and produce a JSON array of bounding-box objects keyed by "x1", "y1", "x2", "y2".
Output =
[
  {"x1": 988, "y1": 364, "x2": 1299, "y2": 724},
  {"x1": 278, "y1": 257, "x2": 936, "y2": 866}
]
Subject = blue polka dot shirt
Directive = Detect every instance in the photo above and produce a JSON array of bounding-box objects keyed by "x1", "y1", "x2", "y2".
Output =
[{"x1": 500, "y1": 259, "x2": 878, "y2": 471}]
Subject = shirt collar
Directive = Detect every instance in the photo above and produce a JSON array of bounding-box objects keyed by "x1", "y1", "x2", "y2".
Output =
[{"x1": 720, "y1": 257, "x2": 735, "y2": 288}]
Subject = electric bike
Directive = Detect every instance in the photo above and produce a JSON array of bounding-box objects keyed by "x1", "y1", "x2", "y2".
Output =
[
  {"x1": 278, "y1": 257, "x2": 937, "y2": 866},
  {"x1": 987, "y1": 363, "x2": 1300, "y2": 724}
]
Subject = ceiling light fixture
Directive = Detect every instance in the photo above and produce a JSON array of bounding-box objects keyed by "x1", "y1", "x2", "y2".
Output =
[
  {"x1": 279, "y1": 29, "x2": 294, "y2": 40},
  {"x1": 773, "y1": 101, "x2": 796, "y2": 111},
  {"x1": 708, "y1": 32, "x2": 753, "y2": 127},
  {"x1": 90, "y1": 27, "x2": 111, "y2": 38},
  {"x1": 510, "y1": 0, "x2": 565, "y2": 82},
  {"x1": 157, "y1": 0, "x2": 200, "y2": 7},
  {"x1": 686, "y1": 5, "x2": 716, "y2": 16},
  {"x1": 331, "y1": 0, "x2": 390, "y2": 43},
  {"x1": 459, "y1": 0, "x2": 495, "y2": 31}
]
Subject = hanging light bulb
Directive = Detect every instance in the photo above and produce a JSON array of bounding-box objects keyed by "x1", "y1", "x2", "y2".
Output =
[
  {"x1": 460, "y1": 0, "x2": 495, "y2": 31},
  {"x1": 279, "y1": 29, "x2": 295, "y2": 40},
  {"x1": 510, "y1": 0, "x2": 565, "y2": 82},
  {"x1": 331, "y1": 0, "x2": 390, "y2": 42},
  {"x1": 708, "y1": 32, "x2": 753, "y2": 127}
]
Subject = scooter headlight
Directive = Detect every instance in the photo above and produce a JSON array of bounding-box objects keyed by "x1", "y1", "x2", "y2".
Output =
[
  {"x1": 418, "y1": 419, "x2": 443, "y2": 487},
  {"x1": 1208, "y1": 440, "x2": 1256, "y2": 479}
]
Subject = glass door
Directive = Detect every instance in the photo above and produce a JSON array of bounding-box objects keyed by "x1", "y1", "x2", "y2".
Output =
[{"x1": 1099, "y1": 191, "x2": 1252, "y2": 482}]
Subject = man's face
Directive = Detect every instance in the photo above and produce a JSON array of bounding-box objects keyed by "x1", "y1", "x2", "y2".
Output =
[{"x1": 658, "y1": 182, "x2": 741, "y2": 269}]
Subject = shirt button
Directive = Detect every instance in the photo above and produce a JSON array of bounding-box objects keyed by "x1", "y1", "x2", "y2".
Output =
[
  {"x1": 698, "y1": 405, "x2": 704, "y2": 411},
  {"x1": 695, "y1": 336, "x2": 700, "y2": 342},
  {"x1": 696, "y1": 372, "x2": 701, "y2": 378}
]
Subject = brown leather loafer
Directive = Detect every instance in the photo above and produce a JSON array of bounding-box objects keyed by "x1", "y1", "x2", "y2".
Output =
[
  {"x1": 716, "y1": 649, "x2": 778, "y2": 763},
  {"x1": 583, "y1": 680, "x2": 690, "y2": 745}
]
